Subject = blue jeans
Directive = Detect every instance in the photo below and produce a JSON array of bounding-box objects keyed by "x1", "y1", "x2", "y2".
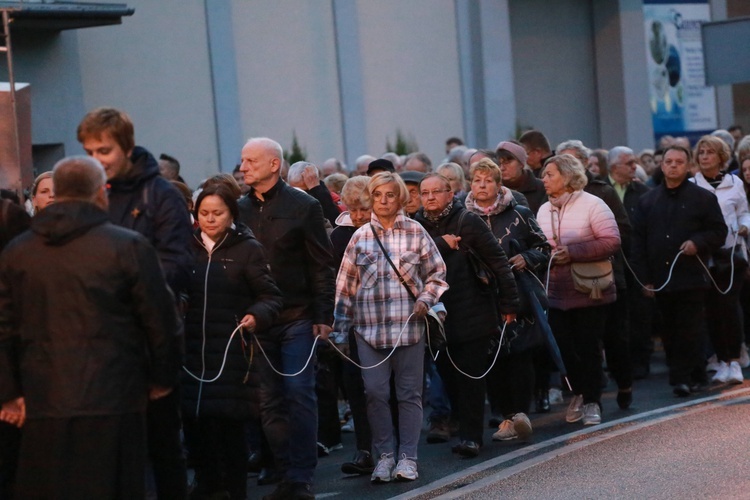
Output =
[
  {"x1": 424, "y1": 355, "x2": 451, "y2": 422},
  {"x1": 257, "y1": 320, "x2": 318, "y2": 485}
]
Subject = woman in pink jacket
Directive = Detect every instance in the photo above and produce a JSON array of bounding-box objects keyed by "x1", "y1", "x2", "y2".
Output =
[{"x1": 537, "y1": 154, "x2": 621, "y2": 426}]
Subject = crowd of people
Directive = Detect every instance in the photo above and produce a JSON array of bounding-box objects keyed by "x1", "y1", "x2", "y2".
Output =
[{"x1": 0, "y1": 106, "x2": 749, "y2": 500}]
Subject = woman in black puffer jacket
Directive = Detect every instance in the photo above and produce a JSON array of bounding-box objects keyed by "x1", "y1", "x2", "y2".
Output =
[{"x1": 182, "y1": 183, "x2": 282, "y2": 500}]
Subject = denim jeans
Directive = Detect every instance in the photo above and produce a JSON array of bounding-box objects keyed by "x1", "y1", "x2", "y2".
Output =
[
  {"x1": 257, "y1": 320, "x2": 318, "y2": 485},
  {"x1": 424, "y1": 355, "x2": 451, "y2": 422}
]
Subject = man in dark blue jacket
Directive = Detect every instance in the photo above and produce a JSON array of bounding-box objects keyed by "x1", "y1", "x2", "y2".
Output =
[
  {"x1": 78, "y1": 108, "x2": 192, "y2": 498},
  {"x1": 631, "y1": 145, "x2": 727, "y2": 397},
  {"x1": 239, "y1": 137, "x2": 335, "y2": 500}
]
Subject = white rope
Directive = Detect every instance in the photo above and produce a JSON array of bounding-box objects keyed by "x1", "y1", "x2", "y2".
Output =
[
  {"x1": 251, "y1": 331, "x2": 322, "y2": 377},
  {"x1": 183, "y1": 324, "x2": 243, "y2": 383},
  {"x1": 443, "y1": 322, "x2": 508, "y2": 380}
]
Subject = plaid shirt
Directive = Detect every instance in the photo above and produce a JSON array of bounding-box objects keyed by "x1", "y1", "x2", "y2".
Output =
[{"x1": 333, "y1": 211, "x2": 448, "y2": 349}]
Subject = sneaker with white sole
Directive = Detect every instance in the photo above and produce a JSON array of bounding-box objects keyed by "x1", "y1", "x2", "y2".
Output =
[
  {"x1": 512, "y1": 412, "x2": 532, "y2": 440},
  {"x1": 727, "y1": 360, "x2": 744, "y2": 384},
  {"x1": 566, "y1": 394, "x2": 584, "y2": 423},
  {"x1": 370, "y1": 453, "x2": 395, "y2": 483},
  {"x1": 492, "y1": 419, "x2": 517, "y2": 441},
  {"x1": 706, "y1": 354, "x2": 721, "y2": 373},
  {"x1": 712, "y1": 361, "x2": 729, "y2": 383},
  {"x1": 582, "y1": 402, "x2": 601, "y2": 425},
  {"x1": 393, "y1": 454, "x2": 418, "y2": 481},
  {"x1": 740, "y1": 344, "x2": 750, "y2": 369}
]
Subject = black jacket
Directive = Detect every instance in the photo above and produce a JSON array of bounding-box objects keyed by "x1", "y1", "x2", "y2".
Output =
[
  {"x1": 505, "y1": 169, "x2": 548, "y2": 215},
  {"x1": 0, "y1": 201, "x2": 182, "y2": 418},
  {"x1": 182, "y1": 225, "x2": 282, "y2": 419},
  {"x1": 107, "y1": 146, "x2": 193, "y2": 296},
  {"x1": 631, "y1": 180, "x2": 727, "y2": 292},
  {"x1": 415, "y1": 204, "x2": 519, "y2": 344},
  {"x1": 238, "y1": 178, "x2": 335, "y2": 327},
  {"x1": 602, "y1": 177, "x2": 651, "y2": 237}
]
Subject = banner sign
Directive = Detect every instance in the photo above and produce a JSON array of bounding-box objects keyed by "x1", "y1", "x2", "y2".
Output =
[{"x1": 643, "y1": 0, "x2": 716, "y2": 144}]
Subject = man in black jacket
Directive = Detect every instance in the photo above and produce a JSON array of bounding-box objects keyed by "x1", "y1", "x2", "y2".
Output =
[
  {"x1": 414, "y1": 173, "x2": 518, "y2": 458},
  {"x1": 238, "y1": 137, "x2": 335, "y2": 500},
  {"x1": 78, "y1": 108, "x2": 192, "y2": 498},
  {"x1": 631, "y1": 146, "x2": 727, "y2": 397},
  {"x1": 0, "y1": 156, "x2": 182, "y2": 498}
]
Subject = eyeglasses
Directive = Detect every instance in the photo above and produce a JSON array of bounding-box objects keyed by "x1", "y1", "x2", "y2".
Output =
[
  {"x1": 420, "y1": 189, "x2": 451, "y2": 198},
  {"x1": 372, "y1": 191, "x2": 397, "y2": 201},
  {"x1": 497, "y1": 158, "x2": 515, "y2": 166}
]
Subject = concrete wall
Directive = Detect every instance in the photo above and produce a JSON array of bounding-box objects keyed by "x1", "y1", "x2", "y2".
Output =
[
  {"x1": 76, "y1": 0, "x2": 219, "y2": 187},
  {"x1": 509, "y1": 0, "x2": 600, "y2": 149}
]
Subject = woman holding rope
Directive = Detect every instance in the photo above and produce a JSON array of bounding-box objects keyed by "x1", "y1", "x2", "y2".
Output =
[
  {"x1": 332, "y1": 172, "x2": 448, "y2": 484},
  {"x1": 691, "y1": 135, "x2": 750, "y2": 384},
  {"x1": 182, "y1": 183, "x2": 283, "y2": 499}
]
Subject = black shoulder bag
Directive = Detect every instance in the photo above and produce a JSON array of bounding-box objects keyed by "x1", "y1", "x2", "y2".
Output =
[{"x1": 370, "y1": 225, "x2": 446, "y2": 358}]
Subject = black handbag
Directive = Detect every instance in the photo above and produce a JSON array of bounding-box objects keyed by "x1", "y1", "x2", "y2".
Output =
[
  {"x1": 710, "y1": 243, "x2": 748, "y2": 277},
  {"x1": 370, "y1": 226, "x2": 446, "y2": 356}
]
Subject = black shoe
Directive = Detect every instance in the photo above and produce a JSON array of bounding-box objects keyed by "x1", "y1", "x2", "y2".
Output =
[
  {"x1": 247, "y1": 450, "x2": 263, "y2": 473},
  {"x1": 451, "y1": 440, "x2": 480, "y2": 458},
  {"x1": 673, "y1": 383, "x2": 690, "y2": 397},
  {"x1": 288, "y1": 482, "x2": 315, "y2": 500},
  {"x1": 488, "y1": 415, "x2": 503, "y2": 428},
  {"x1": 257, "y1": 467, "x2": 283, "y2": 486},
  {"x1": 689, "y1": 381, "x2": 708, "y2": 393},
  {"x1": 426, "y1": 420, "x2": 451, "y2": 443},
  {"x1": 617, "y1": 389, "x2": 633, "y2": 409},
  {"x1": 262, "y1": 482, "x2": 291, "y2": 500},
  {"x1": 536, "y1": 394, "x2": 550, "y2": 413},
  {"x1": 341, "y1": 450, "x2": 375, "y2": 475}
]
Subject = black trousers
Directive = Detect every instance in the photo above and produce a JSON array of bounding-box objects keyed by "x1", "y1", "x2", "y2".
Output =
[
  {"x1": 705, "y1": 268, "x2": 744, "y2": 361},
  {"x1": 16, "y1": 413, "x2": 146, "y2": 499},
  {"x1": 656, "y1": 290, "x2": 708, "y2": 386},
  {"x1": 437, "y1": 336, "x2": 490, "y2": 444},
  {"x1": 549, "y1": 305, "x2": 607, "y2": 405},
  {"x1": 602, "y1": 291, "x2": 633, "y2": 390},
  {"x1": 0, "y1": 422, "x2": 20, "y2": 499},
  {"x1": 487, "y1": 348, "x2": 534, "y2": 419},
  {"x1": 147, "y1": 389, "x2": 187, "y2": 499},
  {"x1": 187, "y1": 416, "x2": 247, "y2": 500}
]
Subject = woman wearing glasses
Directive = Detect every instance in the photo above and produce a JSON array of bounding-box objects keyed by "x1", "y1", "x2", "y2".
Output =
[{"x1": 332, "y1": 172, "x2": 448, "y2": 484}]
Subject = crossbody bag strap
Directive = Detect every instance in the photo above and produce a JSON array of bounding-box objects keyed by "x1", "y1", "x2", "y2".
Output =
[{"x1": 370, "y1": 224, "x2": 418, "y2": 303}]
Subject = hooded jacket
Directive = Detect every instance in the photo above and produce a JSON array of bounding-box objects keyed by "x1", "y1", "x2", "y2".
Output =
[
  {"x1": 0, "y1": 201, "x2": 182, "y2": 418},
  {"x1": 107, "y1": 146, "x2": 193, "y2": 296},
  {"x1": 182, "y1": 224, "x2": 282, "y2": 419}
]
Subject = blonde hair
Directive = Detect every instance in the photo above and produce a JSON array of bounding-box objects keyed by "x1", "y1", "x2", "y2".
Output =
[
  {"x1": 694, "y1": 135, "x2": 730, "y2": 166},
  {"x1": 368, "y1": 171, "x2": 409, "y2": 206},
  {"x1": 341, "y1": 176, "x2": 371, "y2": 208},
  {"x1": 469, "y1": 158, "x2": 502, "y2": 184},
  {"x1": 543, "y1": 154, "x2": 588, "y2": 191}
]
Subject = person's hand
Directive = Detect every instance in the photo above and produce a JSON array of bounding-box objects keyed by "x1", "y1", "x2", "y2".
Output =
[
  {"x1": 508, "y1": 254, "x2": 526, "y2": 270},
  {"x1": 0, "y1": 397, "x2": 25, "y2": 428},
  {"x1": 502, "y1": 313, "x2": 516, "y2": 324},
  {"x1": 302, "y1": 166, "x2": 320, "y2": 191},
  {"x1": 437, "y1": 311, "x2": 447, "y2": 322},
  {"x1": 413, "y1": 300, "x2": 429, "y2": 318},
  {"x1": 313, "y1": 324, "x2": 332, "y2": 341},
  {"x1": 739, "y1": 225, "x2": 749, "y2": 237},
  {"x1": 643, "y1": 284, "x2": 655, "y2": 298},
  {"x1": 553, "y1": 246, "x2": 570, "y2": 265},
  {"x1": 441, "y1": 234, "x2": 461, "y2": 250},
  {"x1": 240, "y1": 314, "x2": 257, "y2": 332},
  {"x1": 680, "y1": 240, "x2": 698, "y2": 256},
  {"x1": 149, "y1": 385, "x2": 173, "y2": 401}
]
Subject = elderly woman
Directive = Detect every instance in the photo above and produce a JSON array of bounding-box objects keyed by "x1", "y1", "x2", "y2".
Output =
[
  {"x1": 30, "y1": 172, "x2": 55, "y2": 214},
  {"x1": 537, "y1": 154, "x2": 620, "y2": 426},
  {"x1": 436, "y1": 162, "x2": 467, "y2": 201},
  {"x1": 463, "y1": 158, "x2": 550, "y2": 442},
  {"x1": 333, "y1": 172, "x2": 448, "y2": 483},
  {"x1": 692, "y1": 135, "x2": 750, "y2": 384},
  {"x1": 182, "y1": 183, "x2": 283, "y2": 499}
]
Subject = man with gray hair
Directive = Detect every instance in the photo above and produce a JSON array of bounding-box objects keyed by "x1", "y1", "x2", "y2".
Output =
[
  {"x1": 0, "y1": 156, "x2": 182, "y2": 499},
  {"x1": 287, "y1": 161, "x2": 341, "y2": 226},
  {"x1": 404, "y1": 152, "x2": 432, "y2": 173},
  {"x1": 354, "y1": 155, "x2": 376, "y2": 176},
  {"x1": 238, "y1": 138, "x2": 335, "y2": 500}
]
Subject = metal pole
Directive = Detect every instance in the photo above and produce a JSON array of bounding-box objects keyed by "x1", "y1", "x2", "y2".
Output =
[{"x1": 1, "y1": 9, "x2": 22, "y2": 197}]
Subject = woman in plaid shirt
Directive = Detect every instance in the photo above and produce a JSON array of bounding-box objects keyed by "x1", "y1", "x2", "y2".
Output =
[{"x1": 333, "y1": 172, "x2": 448, "y2": 484}]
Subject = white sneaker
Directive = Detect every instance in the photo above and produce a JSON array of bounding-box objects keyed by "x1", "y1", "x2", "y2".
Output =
[
  {"x1": 740, "y1": 344, "x2": 750, "y2": 368},
  {"x1": 341, "y1": 419, "x2": 355, "y2": 433},
  {"x1": 492, "y1": 419, "x2": 516, "y2": 441},
  {"x1": 566, "y1": 394, "x2": 584, "y2": 423},
  {"x1": 582, "y1": 402, "x2": 601, "y2": 425},
  {"x1": 706, "y1": 354, "x2": 721, "y2": 373},
  {"x1": 512, "y1": 412, "x2": 533, "y2": 440},
  {"x1": 549, "y1": 387, "x2": 564, "y2": 405},
  {"x1": 370, "y1": 453, "x2": 395, "y2": 483},
  {"x1": 393, "y1": 454, "x2": 418, "y2": 481},
  {"x1": 712, "y1": 361, "x2": 729, "y2": 383},
  {"x1": 727, "y1": 360, "x2": 744, "y2": 384}
]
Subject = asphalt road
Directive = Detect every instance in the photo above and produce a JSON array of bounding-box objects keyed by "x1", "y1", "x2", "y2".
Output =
[{"x1": 250, "y1": 350, "x2": 750, "y2": 499}]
